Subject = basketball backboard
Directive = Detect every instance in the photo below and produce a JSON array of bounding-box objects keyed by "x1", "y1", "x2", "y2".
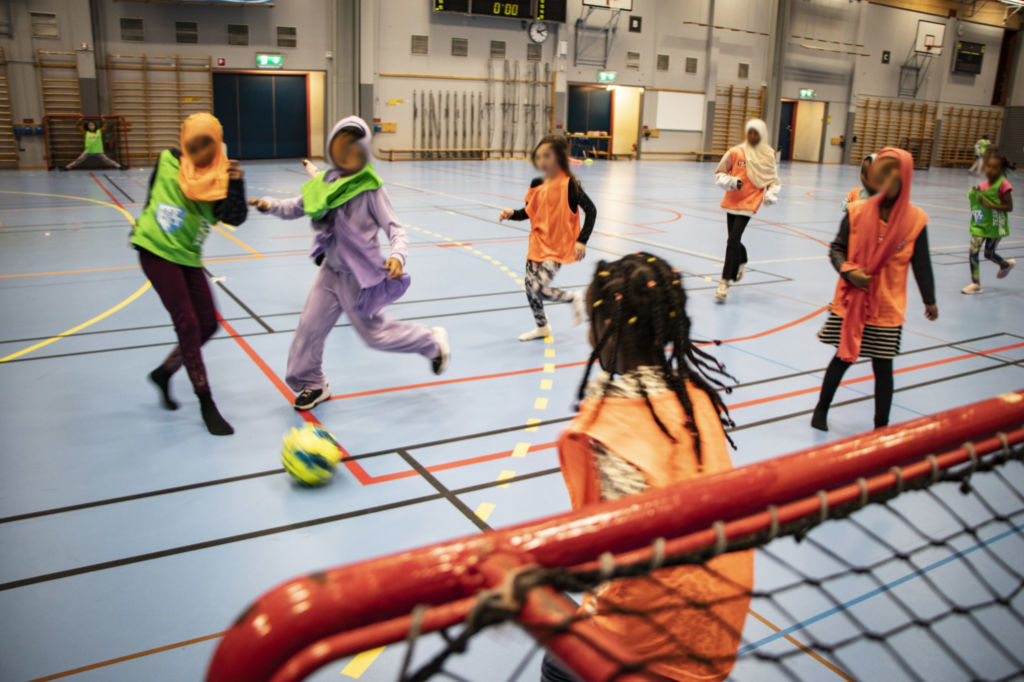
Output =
[
  {"x1": 582, "y1": 0, "x2": 634, "y2": 9},
  {"x1": 914, "y1": 20, "x2": 945, "y2": 55}
]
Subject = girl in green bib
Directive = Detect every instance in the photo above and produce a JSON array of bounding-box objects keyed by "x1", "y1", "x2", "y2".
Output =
[
  {"x1": 65, "y1": 118, "x2": 121, "y2": 170},
  {"x1": 131, "y1": 113, "x2": 248, "y2": 435},
  {"x1": 963, "y1": 155, "x2": 1015, "y2": 294}
]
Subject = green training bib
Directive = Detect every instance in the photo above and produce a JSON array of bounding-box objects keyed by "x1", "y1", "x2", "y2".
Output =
[
  {"x1": 84, "y1": 130, "x2": 104, "y2": 154},
  {"x1": 968, "y1": 179, "x2": 1010, "y2": 239},
  {"x1": 130, "y1": 149, "x2": 218, "y2": 267},
  {"x1": 301, "y1": 165, "x2": 382, "y2": 221}
]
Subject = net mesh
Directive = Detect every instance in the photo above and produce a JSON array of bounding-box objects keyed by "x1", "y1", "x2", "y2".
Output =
[{"x1": 392, "y1": 438, "x2": 1024, "y2": 682}]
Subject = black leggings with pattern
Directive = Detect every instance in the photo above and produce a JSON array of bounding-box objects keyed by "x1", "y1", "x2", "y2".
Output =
[{"x1": 525, "y1": 259, "x2": 574, "y2": 327}]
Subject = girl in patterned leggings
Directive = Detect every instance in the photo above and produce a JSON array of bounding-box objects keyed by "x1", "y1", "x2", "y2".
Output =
[{"x1": 500, "y1": 135, "x2": 596, "y2": 341}]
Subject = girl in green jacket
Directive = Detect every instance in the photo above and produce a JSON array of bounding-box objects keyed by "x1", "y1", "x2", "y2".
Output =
[
  {"x1": 963, "y1": 154, "x2": 1015, "y2": 294},
  {"x1": 65, "y1": 118, "x2": 121, "y2": 170}
]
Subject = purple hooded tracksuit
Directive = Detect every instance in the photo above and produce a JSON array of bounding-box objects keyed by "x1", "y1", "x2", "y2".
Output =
[{"x1": 259, "y1": 116, "x2": 439, "y2": 392}]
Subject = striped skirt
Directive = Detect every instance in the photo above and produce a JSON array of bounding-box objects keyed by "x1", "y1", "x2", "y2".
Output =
[{"x1": 817, "y1": 312, "x2": 901, "y2": 359}]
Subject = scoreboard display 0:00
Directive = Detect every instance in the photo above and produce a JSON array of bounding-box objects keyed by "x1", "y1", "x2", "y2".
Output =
[{"x1": 471, "y1": 0, "x2": 530, "y2": 17}]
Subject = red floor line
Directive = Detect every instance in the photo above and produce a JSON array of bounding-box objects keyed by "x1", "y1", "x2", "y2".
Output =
[
  {"x1": 365, "y1": 442, "x2": 559, "y2": 484},
  {"x1": 89, "y1": 172, "x2": 126, "y2": 210},
  {"x1": 216, "y1": 314, "x2": 373, "y2": 485}
]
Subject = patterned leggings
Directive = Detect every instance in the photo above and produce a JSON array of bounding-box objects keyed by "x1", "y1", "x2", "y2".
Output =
[
  {"x1": 525, "y1": 259, "x2": 574, "y2": 327},
  {"x1": 969, "y1": 236, "x2": 1009, "y2": 284}
]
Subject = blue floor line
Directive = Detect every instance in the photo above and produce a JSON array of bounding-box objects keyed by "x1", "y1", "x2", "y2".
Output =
[{"x1": 739, "y1": 522, "x2": 1024, "y2": 654}]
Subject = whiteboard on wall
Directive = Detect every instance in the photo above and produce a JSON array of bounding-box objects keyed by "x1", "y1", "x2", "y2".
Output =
[{"x1": 654, "y1": 91, "x2": 705, "y2": 132}]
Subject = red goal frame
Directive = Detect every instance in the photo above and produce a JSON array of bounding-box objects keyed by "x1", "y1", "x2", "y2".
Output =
[{"x1": 42, "y1": 114, "x2": 131, "y2": 170}]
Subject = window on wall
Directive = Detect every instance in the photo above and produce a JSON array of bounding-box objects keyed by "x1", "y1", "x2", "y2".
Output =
[
  {"x1": 30, "y1": 12, "x2": 59, "y2": 39},
  {"x1": 0, "y1": 2, "x2": 12, "y2": 37},
  {"x1": 527, "y1": 43, "x2": 542, "y2": 61},
  {"x1": 685, "y1": 57, "x2": 698, "y2": 74},
  {"x1": 277, "y1": 26, "x2": 297, "y2": 48},
  {"x1": 451, "y1": 37, "x2": 468, "y2": 57},
  {"x1": 738, "y1": 63, "x2": 749, "y2": 79},
  {"x1": 626, "y1": 51, "x2": 640, "y2": 69},
  {"x1": 411, "y1": 35, "x2": 429, "y2": 55},
  {"x1": 227, "y1": 24, "x2": 249, "y2": 46},
  {"x1": 490, "y1": 40, "x2": 506, "y2": 59},
  {"x1": 120, "y1": 18, "x2": 145, "y2": 42},
  {"x1": 656, "y1": 54, "x2": 669, "y2": 71},
  {"x1": 175, "y1": 21, "x2": 198, "y2": 44}
]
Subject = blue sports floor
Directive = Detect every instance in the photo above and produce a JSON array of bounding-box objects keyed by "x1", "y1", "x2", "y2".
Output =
[{"x1": 0, "y1": 158, "x2": 1022, "y2": 681}]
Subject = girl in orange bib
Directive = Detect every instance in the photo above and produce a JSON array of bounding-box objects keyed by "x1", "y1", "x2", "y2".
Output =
[
  {"x1": 812, "y1": 148, "x2": 938, "y2": 432},
  {"x1": 712, "y1": 119, "x2": 781, "y2": 302},
  {"x1": 500, "y1": 135, "x2": 596, "y2": 341},
  {"x1": 541, "y1": 253, "x2": 753, "y2": 682}
]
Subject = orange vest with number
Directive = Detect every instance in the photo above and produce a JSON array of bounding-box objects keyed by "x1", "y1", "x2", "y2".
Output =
[
  {"x1": 558, "y1": 385, "x2": 753, "y2": 682},
  {"x1": 830, "y1": 199, "x2": 929, "y2": 327},
  {"x1": 525, "y1": 173, "x2": 580, "y2": 264},
  {"x1": 720, "y1": 146, "x2": 765, "y2": 213}
]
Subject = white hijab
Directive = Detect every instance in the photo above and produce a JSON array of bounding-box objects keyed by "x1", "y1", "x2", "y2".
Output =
[{"x1": 742, "y1": 119, "x2": 778, "y2": 190}]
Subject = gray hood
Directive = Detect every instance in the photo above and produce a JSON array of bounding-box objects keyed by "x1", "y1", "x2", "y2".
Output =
[{"x1": 326, "y1": 115, "x2": 372, "y2": 170}]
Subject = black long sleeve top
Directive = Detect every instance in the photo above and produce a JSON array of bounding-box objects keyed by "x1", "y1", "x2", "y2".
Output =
[
  {"x1": 507, "y1": 176, "x2": 597, "y2": 244},
  {"x1": 144, "y1": 148, "x2": 249, "y2": 226},
  {"x1": 829, "y1": 214, "x2": 936, "y2": 306}
]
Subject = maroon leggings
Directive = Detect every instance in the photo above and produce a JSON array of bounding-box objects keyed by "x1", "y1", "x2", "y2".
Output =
[{"x1": 138, "y1": 248, "x2": 218, "y2": 395}]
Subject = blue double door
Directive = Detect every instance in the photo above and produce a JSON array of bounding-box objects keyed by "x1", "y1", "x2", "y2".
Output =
[{"x1": 213, "y1": 73, "x2": 308, "y2": 159}]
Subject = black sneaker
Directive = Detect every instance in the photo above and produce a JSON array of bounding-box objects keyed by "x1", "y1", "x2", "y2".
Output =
[
  {"x1": 430, "y1": 327, "x2": 450, "y2": 375},
  {"x1": 293, "y1": 385, "x2": 331, "y2": 411}
]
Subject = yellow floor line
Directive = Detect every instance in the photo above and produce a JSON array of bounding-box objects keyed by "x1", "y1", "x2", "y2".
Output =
[
  {"x1": 747, "y1": 610, "x2": 854, "y2": 680},
  {"x1": 533, "y1": 397, "x2": 549, "y2": 410},
  {"x1": 474, "y1": 502, "x2": 496, "y2": 522},
  {"x1": 0, "y1": 189, "x2": 135, "y2": 226},
  {"x1": 1, "y1": 281, "x2": 151, "y2": 362},
  {"x1": 496, "y1": 470, "x2": 516, "y2": 488},
  {"x1": 340, "y1": 646, "x2": 387, "y2": 678},
  {"x1": 540, "y1": 379, "x2": 553, "y2": 390},
  {"x1": 511, "y1": 442, "x2": 531, "y2": 458},
  {"x1": 212, "y1": 223, "x2": 262, "y2": 257},
  {"x1": 524, "y1": 418, "x2": 542, "y2": 432},
  {"x1": 545, "y1": 348, "x2": 556, "y2": 357}
]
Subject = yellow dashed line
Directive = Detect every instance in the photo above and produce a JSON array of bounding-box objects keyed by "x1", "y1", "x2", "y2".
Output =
[
  {"x1": 444, "y1": 236, "x2": 453, "y2": 241},
  {"x1": 543, "y1": 363, "x2": 555, "y2": 373},
  {"x1": 545, "y1": 348, "x2": 556, "y2": 357},
  {"x1": 534, "y1": 397, "x2": 549, "y2": 410},
  {"x1": 514, "y1": 278, "x2": 524, "y2": 285},
  {"x1": 540, "y1": 379, "x2": 553, "y2": 390},
  {"x1": 544, "y1": 336, "x2": 554, "y2": 344},
  {"x1": 512, "y1": 442, "x2": 531, "y2": 458},
  {"x1": 525, "y1": 418, "x2": 542, "y2": 432},
  {"x1": 496, "y1": 470, "x2": 516, "y2": 488},
  {"x1": 500, "y1": 265, "x2": 510, "y2": 271},
  {"x1": 341, "y1": 646, "x2": 386, "y2": 678},
  {"x1": 474, "y1": 502, "x2": 496, "y2": 522}
]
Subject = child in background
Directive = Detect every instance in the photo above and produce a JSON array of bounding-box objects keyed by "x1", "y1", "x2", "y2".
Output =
[
  {"x1": 969, "y1": 134, "x2": 992, "y2": 176},
  {"x1": 131, "y1": 113, "x2": 248, "y2": 435},
  {"x1": 251, "y1": 116, "x2": 450, "y2": 411},
  {"x1": 842, "y1": 153, "x2": 877, "y2": 212},
  {"x1": 713, "y1": 119, "x2": 781, "y2": 302},
  {"x1": 962, "y1": 155, "x2": 1015, "y2": 294},
  {"x1": 812, "y1": 148, "x2": 937, "y2": 432},
  {"x1": 544, "y1": 253, "x2": 751, "y2": 682},
  {"x1": 65, "y1": 118, "x2": 121, "y2": 170},
  {"x1": 499, "y1": 134, "x2": 595, "y2": 341}
]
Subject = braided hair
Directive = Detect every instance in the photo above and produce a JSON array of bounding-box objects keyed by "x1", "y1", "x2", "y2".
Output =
[{"x1": 577, "y1": 253, "x2": 736, "y2": 464}]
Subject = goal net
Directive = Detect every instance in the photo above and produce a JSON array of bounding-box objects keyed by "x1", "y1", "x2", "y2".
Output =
[
  {"x1": 43, "y1": 114, "x2": 130, "y2": 170},
  {"x1": 207, "y1": 391, "x2": 1024, "y2": 682}
]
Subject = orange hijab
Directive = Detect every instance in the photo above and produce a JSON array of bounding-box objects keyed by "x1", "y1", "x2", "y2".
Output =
[
  {"x1": 837, "y1": 147, "x2": 916, "y2": 361},
  {"x1": 178, "y1": 113, "x2": 230, "y2": 202}
]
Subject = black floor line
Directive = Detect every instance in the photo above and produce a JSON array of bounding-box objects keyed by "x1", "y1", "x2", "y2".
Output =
[
  {"x1": 3, "y1": 335, "x2": 1013, "y2": 523},
  {"x1": 103, "y1": 174, "x2": 134, "y2": 203},
  {"x1": 205, "y1": 268, "x2": 274, "y2": 333},
  {"x1": 0, "y1": 470, "x2": 553, "y2": 592},
  {"x1": 398, "y1": 448, "x2": 492, "y2": 532}
]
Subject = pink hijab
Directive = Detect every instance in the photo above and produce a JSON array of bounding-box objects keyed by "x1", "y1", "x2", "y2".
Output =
[{"x1": 836, "y1": 147, "x2": 917, "y2": 362}]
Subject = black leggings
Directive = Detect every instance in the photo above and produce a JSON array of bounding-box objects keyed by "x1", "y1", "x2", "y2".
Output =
[
  {"x1": 722, "y1": 213, "x2": 751, "y2": 281},
  {"x1": 815, "y1": 355, "x2": 894, "y2": 428}
]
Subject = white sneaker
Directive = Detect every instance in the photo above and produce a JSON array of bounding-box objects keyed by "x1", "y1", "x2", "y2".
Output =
[
  {"x1": 571, "y1": 292, "x2": 585, "y2": 326},
  {"x1": 430, "y1": 327, "x2": 450, "y2": 375},
  {"x1": 961, "y1": 283, "x2": 982, "y2": 295},
  {"x1": 998, "y1": 259, "x2": 1015, "y2": 279},
  {"x1": 714, "y1": 281, "x2": 729, "y2": 303},
  {"x1": 735, "y1": 264, "x2": 746, "y2": 282},
  {"x1": 519, "y1": 324, "x2": 552, "y2": 341}
]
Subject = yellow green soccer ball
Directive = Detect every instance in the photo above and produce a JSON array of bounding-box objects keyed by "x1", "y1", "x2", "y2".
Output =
[{"x1": 281, "y1": 423, "x2": 342, "y2": 486}]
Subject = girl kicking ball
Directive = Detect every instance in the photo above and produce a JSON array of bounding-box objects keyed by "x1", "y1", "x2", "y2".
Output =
[{"x1": 499, "y1": 134, "x2": 596, "y2": 341}]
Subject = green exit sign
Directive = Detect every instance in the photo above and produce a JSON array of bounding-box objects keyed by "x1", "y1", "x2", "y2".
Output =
[
  {"x1": 598, "y1": 71, "x2": 617, "y2": 83},
  {"x1": 799, "y1": 88, "x2": 815, "y2": 99},
  {"x1": 256, "y1": 53, "x2": 283, "y2": 69}
]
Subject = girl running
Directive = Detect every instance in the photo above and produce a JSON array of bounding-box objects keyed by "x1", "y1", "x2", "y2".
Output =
[
  {"x1": 962, "y1": 154, "x2": 1015, "y2": 294},
  {"x1": 812, "y1": 148, "x2": 938, "y2": 432},
  {"x1": 842, "y1": 153, "x2": 877, "y2": 213},
  {"x1": 544, "y1": 253, "x2": 752, "y2": 682},
  {"x1": 65, "y1": 118, "x2": 121, "y2": 170},
  {"x1": 712, "y1": 118, "x2": 781, "y2": 302},
  {"x1": 131, "y1": 113, "x2": 248, "y2": 435},
  {"x1": 252, "y1": 116, "x2": 450, "y2": 411},
  {"x1": 499, "y1": 134, "x2": 595, "y2": 341}
]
